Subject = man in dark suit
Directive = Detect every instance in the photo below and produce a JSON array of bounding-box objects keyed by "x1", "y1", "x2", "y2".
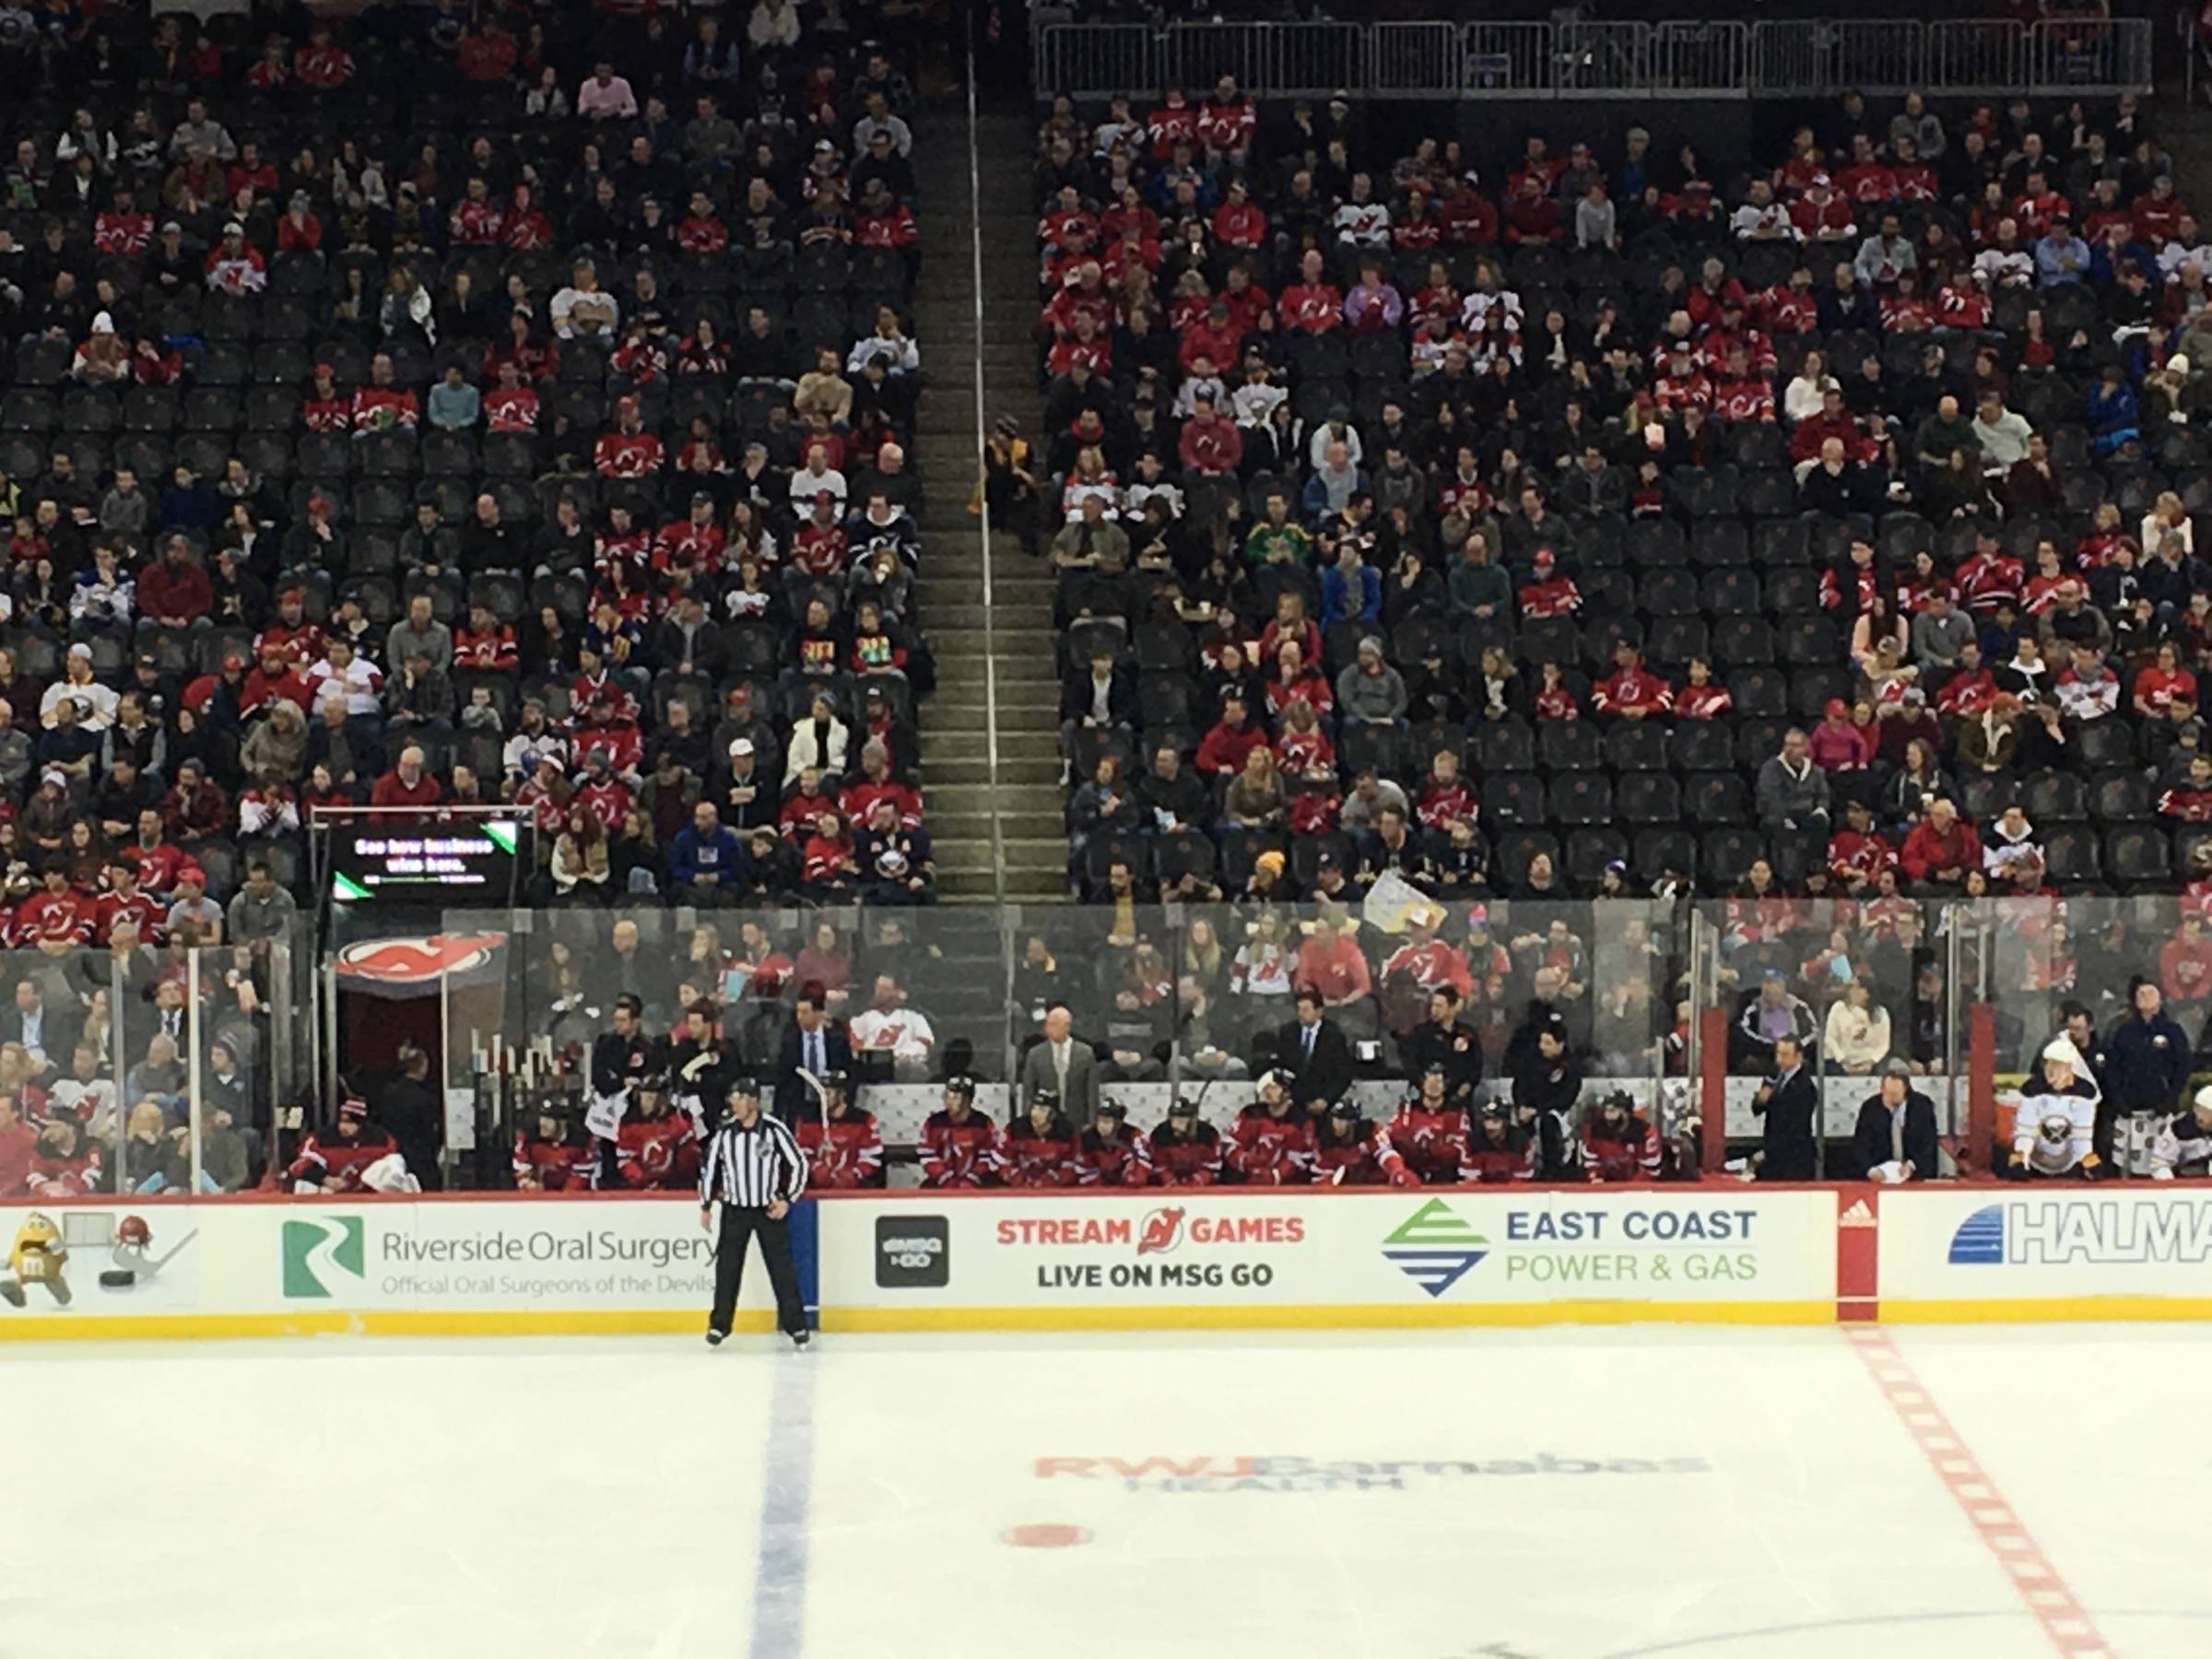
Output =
[
  {"x1": 1852, "y1": 1059, "x2": 1940, "y2": 1182},
  {"x1": 1276, "y1": 987, "x2": 1354, "y2": 1112},
  {"x1": 1753, "y1": 1033, "x2": 1820, "y2": 1180},
  {"x1": 0, "y1": 976, "x2": 80, "y2": 1080},
  {"x1": 774, "y1": 987, "x2": 853, "y2": 1122}
]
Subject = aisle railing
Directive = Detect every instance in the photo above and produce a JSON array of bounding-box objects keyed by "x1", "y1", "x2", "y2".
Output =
[{"x1": 1032, "y1": 16, "x2": 2152, "y2": 100}]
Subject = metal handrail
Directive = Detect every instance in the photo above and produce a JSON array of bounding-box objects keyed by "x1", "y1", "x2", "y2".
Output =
[{"x1": 1030, "y1": 17, "x2": 2153, "y2": 101}]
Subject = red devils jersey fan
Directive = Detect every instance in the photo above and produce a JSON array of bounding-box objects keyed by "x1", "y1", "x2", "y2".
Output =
[
  {"x1": 1312, "y1": 1100, "x2": 1405, "y2": 1186},
  {"x1": 25, "y1": 1116, "x2": 101, "y2": 1198},
  {"x1": 916, "y1": 1077, "x2": 998, "y2": 1188},
  {"x1": 1003, "y1": 1093, "x2": 1079, "y2": 1187},
  {"x1": 11, "y1": 864, "x2": 97, "y2": 948},
  {"x1": 1149, "y1": 1098, "x2": 1224, "y2": 1184},
  {"x1": 1582, "y1": 1093, "x2": 1662, "y2": 1182},
  {"x1": 612, "y1": 1076, "x2": 700, "y2": 1190},
  {"x1": 288, "y1": 1096, "x2": 396, "y2": 1192},
  {"x1": 1076, "y1": 1100, "x2": 1154, "y2": 1185},
  {"x1": 1226, "y1": 1071, "x2": 1315, "y2": 1184},
  {"x1": 796, "y1": 1072, "x2": 886, "y2": 1190},
  {"x1": 1464, "y1": 1100, "x2": 1534, "y2": 1183},
  {"x1": 1384, "y1": 1065, "x2": 1469, "y2": 1186},
  {"x1": 512, "y1": 1107, "x2": 596, "y2": 1192}
]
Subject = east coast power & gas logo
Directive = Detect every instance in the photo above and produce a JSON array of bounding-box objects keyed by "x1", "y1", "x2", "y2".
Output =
[
  {"x1": 1381, "y1": 1199, "x2": 1488, "y2": 1296},
  {"x1": 1379, "y1": 1198, "x2": 1763, "y2": 1297}
]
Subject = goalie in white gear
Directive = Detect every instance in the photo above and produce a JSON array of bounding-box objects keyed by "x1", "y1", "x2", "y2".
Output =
[
  {"x1": 2005, "y1": 1034, "x2": 2108, "y2": 1180},
  {"x1": 2149, "y1": 1087, "x2": 2212, "y2": 1180}
]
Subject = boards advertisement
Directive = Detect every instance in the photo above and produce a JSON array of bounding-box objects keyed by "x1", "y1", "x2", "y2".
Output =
[
  {"x1": 816, "y1": 1190, "x2": 1840, "y2": 1330},
  {"x1": 17, "y1": 1185, "x2": 2212, "y2": 1339},
  {"x1": 1877, "y1": 1188, "x2": 2212, "y2": 1319},
  {"x1": 0, "y1": 1198, "x2": 815, "y2": 1338}
]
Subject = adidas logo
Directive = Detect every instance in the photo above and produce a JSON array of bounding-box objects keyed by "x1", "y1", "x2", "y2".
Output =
[
  {"x1": 1837, "y1": 1200, "x2": 1877, "y2": 1230},
  {"x1": 1381, "y1": 1198, "x2": 1488, "y2": 1298}
]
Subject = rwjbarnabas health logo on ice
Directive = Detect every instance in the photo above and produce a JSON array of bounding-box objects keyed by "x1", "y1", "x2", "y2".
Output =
[
  {"x1": 1036, "y1": 1453, "x2": 1713, "y2": 1493},
  {"x1": 1383, "y1": 1199, "x2": 1765, "y2": 1298},
  {"x1": 280, "y1": 1212, "x2": 714, "y2": 1301}
]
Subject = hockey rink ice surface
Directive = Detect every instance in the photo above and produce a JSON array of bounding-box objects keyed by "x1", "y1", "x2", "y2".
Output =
[{"x1": 10, "y1": 1327, "x2": 2212, "y2": 1658}]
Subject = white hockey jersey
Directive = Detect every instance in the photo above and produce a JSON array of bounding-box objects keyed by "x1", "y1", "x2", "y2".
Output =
[
  {"x1": 2009, "y1": 1033, "x2": 2102, "y2": 1177},
  {"x1": 2150, "y1": 1111, "x2": 2212, "y2": 1179},
  {"x1": 2014, "y1": 1091, "x2": 2096, "y2": 1175}
]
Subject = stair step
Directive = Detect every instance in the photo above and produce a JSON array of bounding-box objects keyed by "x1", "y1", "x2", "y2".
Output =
[
  {"x1": 926, "y1": 730, "x2": 1062, "y2": 760},
  {"x1": 929, "y1": 602, "x2": 1053, "y2": 627},
  {"x1": 935, "y1": 659, "x2": 1058, "y2": 683}
]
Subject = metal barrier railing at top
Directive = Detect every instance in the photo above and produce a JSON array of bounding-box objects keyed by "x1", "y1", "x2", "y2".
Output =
[{"x1": 1031, "y1": 17, "x2": 2154, "y2": 100}]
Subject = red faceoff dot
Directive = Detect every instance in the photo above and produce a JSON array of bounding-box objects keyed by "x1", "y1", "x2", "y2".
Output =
[{"x1": 1002, "y1": 1523, "x2": 1091, "y2": 1548}]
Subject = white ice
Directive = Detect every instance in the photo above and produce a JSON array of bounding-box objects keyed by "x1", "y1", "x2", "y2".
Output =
[{"x1": 8, "y1": 1325, "x2": 2212, "y2": 1658}]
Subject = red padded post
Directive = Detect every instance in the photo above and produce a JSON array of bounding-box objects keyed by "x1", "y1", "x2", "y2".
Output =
[
  {"x1": 1699, "y1": 1006, "x2": 1730, "y2": 1175},
  {"x1": 1963, "y1": 1002, "x2": 1996, "y2": 1176}
]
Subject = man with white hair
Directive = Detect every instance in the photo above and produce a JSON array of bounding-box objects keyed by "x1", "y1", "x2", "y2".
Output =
[{"x1": 1300, "y1": 439, "x2": 1365, "y2": 516}]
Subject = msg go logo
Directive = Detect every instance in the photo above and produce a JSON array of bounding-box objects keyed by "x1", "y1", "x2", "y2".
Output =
[
  {"x1": 281, "y1": 1217, "x2": 367, "y2": 1299},
  {"x1": 875, "y1": 1216, "x2": 949, "y2": 1288}
]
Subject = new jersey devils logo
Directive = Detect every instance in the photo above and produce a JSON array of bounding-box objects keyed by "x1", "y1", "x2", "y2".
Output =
[
  {"x1": 335, "y1": 933, "x2": 506, "y2": 988},
  {"x1": 1135, "y1": 1207, "x2": 1185, "y2": 1256}
]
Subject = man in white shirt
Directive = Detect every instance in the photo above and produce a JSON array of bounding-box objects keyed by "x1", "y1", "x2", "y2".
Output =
[
  {"x1": 1972, "y1": 219, "x2": 2035, "y2": 288},
  {"x1": 1731, "y1": 178, "x2": 1797, "y2": 242},
  {"x1": 550, "y1": 258, "x2": 620, "y2": 341},
  {"x1": 2158, "y1": 229, "x2": 2212, "y2": 280},
  {"x1": 1331, "y1": 175, "x2": 1391, "y2": 247},
  {"x1": 1231, "y1": 354, "x2": 1286, "y2": 428},
  {"x1": 847, "y1": 975, "x2": 936, "y2": 1079},
  {"x1": 788, "y1": 444, "x2": 848, "y2": 512},
  {"x1": 1970, "y1": 392, "x2": 2034, "y2": 474},
  {"x1": 575, "y1": 62, "x2": 638, "y2": 122},
  {"x1": 46, "y1": 1043, "x2": 119, "y2": 1140},
  {"x1": 305, "y1": 637, "x2": 383, "y2": 716}
]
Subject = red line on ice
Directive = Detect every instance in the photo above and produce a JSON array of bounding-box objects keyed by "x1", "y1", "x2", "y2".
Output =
[{"x1": 1846, "y1": 1327, "x2": 2112, "y2": 1657}]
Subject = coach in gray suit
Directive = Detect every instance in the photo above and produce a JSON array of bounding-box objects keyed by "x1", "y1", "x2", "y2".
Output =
[{"x1": 1019, "y1": 1003, "x2": 1100, "y2": 1124}]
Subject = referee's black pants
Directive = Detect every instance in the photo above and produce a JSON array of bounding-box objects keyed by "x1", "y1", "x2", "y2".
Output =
[{"x1": 710, "y1": 1205, "x2": 806, "y2": 1337}]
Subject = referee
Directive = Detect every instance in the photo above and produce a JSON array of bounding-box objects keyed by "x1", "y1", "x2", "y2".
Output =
[{"x1": 698, "y1": 1075, "x2": 811, "y2": 1348}]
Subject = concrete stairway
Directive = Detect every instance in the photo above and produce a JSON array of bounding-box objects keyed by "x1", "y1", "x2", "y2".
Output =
[{"x1": 909, "y1": 102, "x2": 1065, "y2": 905}]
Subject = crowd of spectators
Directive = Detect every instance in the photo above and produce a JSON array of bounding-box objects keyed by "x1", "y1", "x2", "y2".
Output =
[
  {"x1": 0, "y1": 2, "x2": 940, "y2": 1197},
  {"x1": 991, "y1": 74, "x2": 2212, "y2": 1171},
  {"x1": 1026, "y1": 81, "x2": 2209, "y2": 917}
]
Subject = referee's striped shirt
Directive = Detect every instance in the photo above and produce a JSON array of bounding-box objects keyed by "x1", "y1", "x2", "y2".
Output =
[{"x1": 700, "y1": 1112, "x2": 809, "y2": 1208}]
